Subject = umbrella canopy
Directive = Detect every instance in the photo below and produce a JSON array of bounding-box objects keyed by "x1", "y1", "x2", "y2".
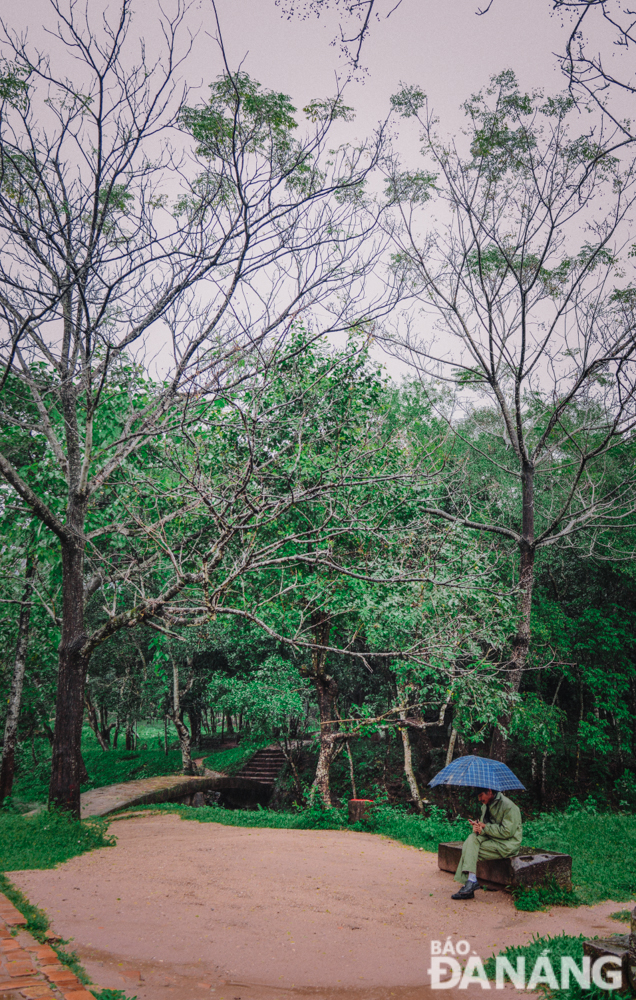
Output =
[{"x1": 428, "y1": 755, "x2": 526, "y2": 791}]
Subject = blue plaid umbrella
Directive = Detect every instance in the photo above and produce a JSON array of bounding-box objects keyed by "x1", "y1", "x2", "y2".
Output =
[{"x1": 428, "y1": 755, "x2": 526, "y2": 791}]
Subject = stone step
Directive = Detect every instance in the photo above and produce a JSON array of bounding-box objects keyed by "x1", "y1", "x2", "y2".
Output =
[{"x1": 235, "y1": 746, "x2": 288, "y2": 786}]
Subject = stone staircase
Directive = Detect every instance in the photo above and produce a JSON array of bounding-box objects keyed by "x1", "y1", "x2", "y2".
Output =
[{"x1": 236, "y1": 746, "x2": 288, "y2": 786}]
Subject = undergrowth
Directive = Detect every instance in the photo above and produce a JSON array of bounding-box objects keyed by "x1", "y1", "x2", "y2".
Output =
[
  {"x1": 0, "y1": 808, "x2": 115, "y2": 870},
  {"x1": 202, "y1": 739, "x2": 270, "y2": 775},
  {"x1": 512, "y1": 878, "x2": 580, "y2": 911},
  {"x1": 484, "y1": 933, "x2": 615, "y2": 1000},
  {"x1": 523, "y1": 808, "x2": 636, "y2": 906},
  {"x1": 12, "y1": 746, "x2": 183, "y2": 804}
]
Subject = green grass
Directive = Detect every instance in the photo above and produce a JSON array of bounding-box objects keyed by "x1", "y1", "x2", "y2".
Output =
[
  {"x1": 523, "y1": 811, "x2": 636, "y2": 905},
  {"x1": 116, "y1": 800, "x2": 465, "y2": 842},
  {"x1": 12, "y1": 734, "x2": 267, "y2": 806},
  {"x1": 202, "y1": 739, "x2": 270, "y2": 775},
  {"x1": 11, "y1": 746, "x2": 183, "y2": 804},
  {"x1": 0, "y1": 809, "x2": 115, "y2": 871},
  {"x1": 484, "y1": 933, "x2": 617, "y2": 1000},
  {"x1": 512, "y1": 878, "x2": 580, "y2": 912},
  {"x1": 610, "y1": 909, "x2": 632, "y2": 922}
]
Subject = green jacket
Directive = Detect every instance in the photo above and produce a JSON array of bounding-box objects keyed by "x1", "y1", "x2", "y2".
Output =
[{"x1": 480, "y1": 792, "x2": 522, "y2": 850}]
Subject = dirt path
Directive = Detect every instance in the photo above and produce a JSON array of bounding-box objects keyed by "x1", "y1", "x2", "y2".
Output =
[{"x1": 8, "y1": 815, "x2": 633, "y2": 1000}]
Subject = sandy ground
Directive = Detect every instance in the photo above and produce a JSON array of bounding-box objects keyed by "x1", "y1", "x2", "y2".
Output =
[{"x1": 8, "y1": 814, "x2": 634, "y2": 1000}]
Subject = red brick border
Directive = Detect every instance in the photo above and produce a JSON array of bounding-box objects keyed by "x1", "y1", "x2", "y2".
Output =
[{"x1": 0, "y1": 893, "x2": 98, "y2": 1000}]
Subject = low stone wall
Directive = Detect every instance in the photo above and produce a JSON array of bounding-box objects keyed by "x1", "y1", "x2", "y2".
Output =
[{"x1": 80, "y1": 772, "x2": 269, "y2": 818}]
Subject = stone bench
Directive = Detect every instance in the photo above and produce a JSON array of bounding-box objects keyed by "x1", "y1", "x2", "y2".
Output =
[
  {"x1": 437, "y1": 841, "x2": 572, "y2": 890},
  {"x1": 583, "y1": 907, "x2": 636, "y2": 993}
]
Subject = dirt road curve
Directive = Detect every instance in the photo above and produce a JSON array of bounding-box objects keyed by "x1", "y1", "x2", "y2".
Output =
[{"x1": 8, "y1": 815, "x2": 632, "y2": 1000}]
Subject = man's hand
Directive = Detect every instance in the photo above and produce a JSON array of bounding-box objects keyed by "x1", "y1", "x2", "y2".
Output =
[{"x1": 468, "y1": 818, "x2": 485, "y2": 834}]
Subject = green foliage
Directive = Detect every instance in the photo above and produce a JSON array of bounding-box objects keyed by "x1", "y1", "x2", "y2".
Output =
[
  {"x1": 92, "y1": 991, "x2": 136, "y2": 1000},
  {"x1": 609, "y1": 909, "x2": 632, "y2": 923},
  {"x1": 0, "y1": 874, "x2": 49, "y2": 940},
  {"x1": 523, "y1": 810, "x2": 636, "y2": 905},
  {"x1": 180, "y1": 71, "x2": 298, "y2": 159},
  {"x1": 511, "y1": 878, "x2": 580, "y2": 912},
  {"x1": 484, "y1": 933, "x2": 609, "y2": 1000},
  {"x1": 0, "y1": 810, "x2": 115, "y2": 870},
  {"x1": 11, "y1": 745, "x2": 183, "y2": 804},
  {"x1": 614, "y1": 770, "x2": 636, "y2": 808},
  {"x1": 203, "y1": 740, "x2": 270, "y2": 774}
]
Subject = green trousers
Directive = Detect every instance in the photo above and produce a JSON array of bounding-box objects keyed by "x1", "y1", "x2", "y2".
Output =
[{"x1": 453, "y1": 832, "x2": 518, "y2": 883}]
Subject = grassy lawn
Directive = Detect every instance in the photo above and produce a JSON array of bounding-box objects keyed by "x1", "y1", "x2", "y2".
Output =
[
  {"x1": 11, "y1": 743, "x2": 183, "y2": 805},
  {"x1": 483, "y1": 933, "x2": 613, "y2": 1000},
  {"x1": 203, "y1": 739, "x2": 269, "y2": 774},
  {"x1": 10, "y1": 732, "x2": 266, "y2": 806},
  {"x1": 523, "y1": 811, "x2": 636, "y2": 906},
  {"x1": 0, "y1": 809, "x2": 115, "y2": 871}
]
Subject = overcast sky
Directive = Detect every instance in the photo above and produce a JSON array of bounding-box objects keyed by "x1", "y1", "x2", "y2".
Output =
[
  {"x1": 5, "y1": 0, "x2": 619, "y2": 378},
  {"x1": 167, "y1": 0, "x2": 569, "y2": 155}
]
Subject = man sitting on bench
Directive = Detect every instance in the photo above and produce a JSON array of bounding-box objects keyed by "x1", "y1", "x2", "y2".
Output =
[{"x1": 451, "y1": 787, "x2": 522, "y2": 899}]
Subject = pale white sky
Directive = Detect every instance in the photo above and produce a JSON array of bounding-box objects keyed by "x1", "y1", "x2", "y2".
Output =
[
  {"x1": 162, "y1": 0, "x2": 568, "y2": 154},
  {"x1": 5, "y1": 0, "x2": 623, "y2": 381}
]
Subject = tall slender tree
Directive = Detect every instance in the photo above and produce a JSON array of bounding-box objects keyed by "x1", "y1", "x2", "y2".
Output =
[{"x1": 383, "y1": 71, "x2": 636, "y2": 756}]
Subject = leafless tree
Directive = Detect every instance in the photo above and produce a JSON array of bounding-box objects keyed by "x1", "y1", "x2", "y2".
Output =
[
  {"x1": 0, "y1": 0, "x2": 398, "y2": 814},
  {"x1": 380, "y1": 71, "x2": 636, "y2": 757}
]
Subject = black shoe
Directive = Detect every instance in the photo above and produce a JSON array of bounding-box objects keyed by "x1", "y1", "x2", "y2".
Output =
[{"x1": 451, "y1": 880, "x2": 478, "y2": 900}]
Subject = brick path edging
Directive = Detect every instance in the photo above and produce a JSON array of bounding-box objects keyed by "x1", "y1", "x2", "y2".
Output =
[{"x1": 0, "y1": 892, "x2": 95, "y2": 1000}]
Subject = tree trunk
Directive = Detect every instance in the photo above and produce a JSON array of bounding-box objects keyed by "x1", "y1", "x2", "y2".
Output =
[
  {"x1": 171, "y1": 659, "x2": 193, "y2": 774},
  {"x1": 125, "y1": 720, "x2": 135, "y2": 750},
  {"x1": 445, "y1": 727, "x2": 458, "y2": 767},
  {"x1": 98, "y1": 705, "x2": 114, "y2": 747},
  {"x1": 85, "y1": 690, "x2": 109, "y2": 751},
  {"x1": 189, "y1": 708, "x2": 202, "y2": 748},
  {"x1": 225, "y1": 711, "x2": 235, "y2": 736},
  {"x1": 345, "y1": 740, "x2": 357, "y2": 800},
  {"x1": 79, "y1": 751, "x2": 89, "y2": 785},
  {"x1": 49, "y1": 528, "x2": 90, "y2": 815},
  {"x1": 491, "y1": 468, "x2": 536, "y2": 763},
  {"x1": 399, "y1": 715, "x2": 424, "y2": 813},
  {"x1": 0, "y1": 558, "x2": 35, "y2": 805},
  {"x1": 306, "y1": 611, "x2": 341, "y2": 807},
  {"x1": 164, "y1": 714, "x2": 169, "y2": 754},
  {"x1": 310, "y1": 672, "x2": 340, "y2": 805},
  {"x1": 173, "y1": 714, "x2": 193, "y2": 774}
]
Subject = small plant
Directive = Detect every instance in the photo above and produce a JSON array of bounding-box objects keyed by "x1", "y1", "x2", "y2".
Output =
[
  {"x1": 53, "y1": 947, "x2": 91, "y2": 985},
  {"x1": 92, "y1": 990, "x2": 136, "y2": 1000},
  {"x1": 615, "y1": 770, "x2": 636, "y2": 809},
  {"x1": 609, "y1": 909, "x2": 632, "y2": 923},
  {"x1": 484, "y1": 933, "x2": 611, "y2": 1000},
  {"x1": 512, "y1": 878, "x2": 580, "y2": 912},
  {"x1": 0, "y1": 874, "x2": 49, "y2": 941}
]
